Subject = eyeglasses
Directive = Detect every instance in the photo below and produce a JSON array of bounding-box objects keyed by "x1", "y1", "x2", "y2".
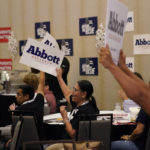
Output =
[{"x1": 73, "y1": 87, "x2": 80, "y2": 92}]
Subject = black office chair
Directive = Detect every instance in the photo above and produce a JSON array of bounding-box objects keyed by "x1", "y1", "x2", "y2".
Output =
[
  {"x1": 11, "y1": 111, "x2": 43, "y2": 150},
  {"x1": 145, "y1": 128, "x2": 150, "y2": 150},
  {"x1": 10, "y1": 116, "x2": 23, "y2": 150},
  {"x1": 78, "y1": 114, "x2": 113, "y2": 150}
]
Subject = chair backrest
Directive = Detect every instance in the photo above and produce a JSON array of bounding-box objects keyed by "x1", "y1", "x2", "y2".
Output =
[
  {"x1": 12, "y1": 115, "x2": 43, "y2": 150},
  {"x1": 145, "y1": 128, "x2": 150, "y2": 150},
  {"x1": 78, "y1": 114, "x2": 112, "y2": 150},
  {"x1": 10, "y1": 117, "x2": 23, "y2": 150}
]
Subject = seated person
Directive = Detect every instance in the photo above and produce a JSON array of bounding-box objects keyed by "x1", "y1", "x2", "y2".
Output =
[
  {"x1": 44, "y1": 78, "x2": 56, "y2": 114},
  {"x1": 111, "y1": 109, "x2": 150, "y2": 150},
  {"x1": 45, "y1": 68, "x2": 99, "y2": 150},
  {"x1": 7, "y1": 71, "x2": 45, "y2": 149}
]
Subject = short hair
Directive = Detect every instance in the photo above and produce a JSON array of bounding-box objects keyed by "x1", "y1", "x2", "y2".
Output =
[
  {"x1": 19, "y1": 85, "x2": 35, "y2": 100},
  {"x1": 23, "y1": 73, "x2": 39, "y2": 90}
]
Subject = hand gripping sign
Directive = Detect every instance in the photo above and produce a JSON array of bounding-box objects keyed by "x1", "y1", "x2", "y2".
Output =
[{"x1": 20, "y1": 38, "x2": 64, "y2": 76}]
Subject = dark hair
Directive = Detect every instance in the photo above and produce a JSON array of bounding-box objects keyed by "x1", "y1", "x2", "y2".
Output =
[
  {"x1": 77, "y1": 80, "x2": 99, "y2": 113},
  {"x1": 134, "y1": 72, "x2": 143, "y2": 80},
  {"x1": 19, "y1": 85, "x2": 35, "y2": 100},
  {"x1": 77, "y1": 80, "x2": 93, "y2": 99},
  {"x1": 61, "y1": 57, "x2": 70, "y2": 84}
]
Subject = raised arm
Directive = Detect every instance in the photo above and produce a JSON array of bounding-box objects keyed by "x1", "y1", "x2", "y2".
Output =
[
  {"x1": 99, "y1": 47, "x2": 150, "y2": 115},
  {"x1": 118, "y1": 50, "x2": 148, "y2": 89},
  {"x1": 37, "y1": 71, "x2": 45, "y2": 96},
  {"x1": 56, "y1": 68, "x2": 72, "y2": 103}
]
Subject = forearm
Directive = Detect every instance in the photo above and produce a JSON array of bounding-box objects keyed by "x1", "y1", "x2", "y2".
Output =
[
  {"x1": 108, "y1": 64, "x2": 150, "y2": 115},
  {"x1": 63, "y1": 118, "x2": 76, "y2": 139},
  {"x1": 129, "y1": 123, "x2": 144, "y2": 141},
  {"x1": 109, "y1": 64, "x2": 140, "y2": 98},
  {"x1": 39, "y1": 71, "x2": 45, "y2": 85},
  {"x1": 57, "y1": 76, "x2": 72, "y2": 103},
  {"x1": 120, "y1": 64, "x2": 147, "y2": 89},
  {"x1": 37, "y1": 71, "x2": 45, "y2": 95}
]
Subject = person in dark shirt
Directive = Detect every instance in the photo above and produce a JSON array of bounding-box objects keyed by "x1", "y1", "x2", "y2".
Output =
[
  {"x1": 111, "y1": 109, "x2": 150, "y2": 150},
  {"x1": 9, "y1": 71, "x2": 45, "y2": 129},
  {"x1": 56, "y1": 68, "x2": 99, "y2": 139},
  {"x1": 6, "y1": 71, "x2": 45, "y2": 149},
  {"x1": 45, "y1": 68, "x2": 99, "y2": 150}
]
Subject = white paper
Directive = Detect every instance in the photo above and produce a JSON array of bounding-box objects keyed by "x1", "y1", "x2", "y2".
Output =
[
  {"x1": 134, "y1": 34, "x2": 150, "y2": 55},
  {"x1": 20, "y1": 38, "x2": 65, "y2": 76},
  {"x1": 105, "y1": 0, "x2": 128, "y2": 65}
]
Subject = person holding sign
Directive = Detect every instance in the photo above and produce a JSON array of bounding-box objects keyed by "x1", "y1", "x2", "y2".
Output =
[
  {"x1": 45, "y1": 68, "x2": 99, "y2": 150},
  {"x1": 45, "y1": 56, "x2": 70, "y2": 112},
  {"x1": 99, "y1": 46, "x2": 150, "y2": 116},
  {"x1": 56, "y1": 67, "x2": 99, "y2": 139},
  {"x1": 9, "y1": 71, "x2": 45, "y2": 138}
]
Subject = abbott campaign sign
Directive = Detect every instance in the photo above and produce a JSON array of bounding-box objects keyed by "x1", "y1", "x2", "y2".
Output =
[
  {"x1": 105, "y1": 0, "x2": 128, "y2": 65},
  {"x1": 134, "y1": 34, "x2": 150, "y2": 55},
  {"x1": 20, "y1": 38, "x2": 64, "y2": 76}
]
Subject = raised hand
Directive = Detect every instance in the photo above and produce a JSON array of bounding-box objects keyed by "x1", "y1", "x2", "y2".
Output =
[
  {"x1": 121, "y1": 135, "x2": 130, "y2": 140},
  {"x1": 99, "y1": 46, "x2": 114, "y2": 69},
  {"x1": 60, "y1": 105, "x2": 67, "y2": 119}
]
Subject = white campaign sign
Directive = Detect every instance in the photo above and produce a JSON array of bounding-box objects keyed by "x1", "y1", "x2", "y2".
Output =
[
  {"x1": 20, "y1": 38, "x2": 65, "y2": 76},
  {"x1": 125, "y1": 11, "x2": 134, "y2": 32},
  {"x1": 134, "y1": 34, "x2": 150, "y2": 55},
  {"x1": 41, "y1": 32, "x2": 60, "y2": 50},
  {"x1": 126, "y1": 57, "x2": 134, "y2": 72},
  {"x1": 105, "y1": 0, "x2": 128, "y2": 65}
]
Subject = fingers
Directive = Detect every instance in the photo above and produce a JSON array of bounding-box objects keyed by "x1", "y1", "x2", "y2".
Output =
[
  {"x1": 106, "y1": 44, "x2": 109, "y2": 49},
  {"x1": 59, "y1": 105, "x2": 66, "y2": 112},
  {"x1": 99, "y1": 48, "x2": 110, "y2": 61}
]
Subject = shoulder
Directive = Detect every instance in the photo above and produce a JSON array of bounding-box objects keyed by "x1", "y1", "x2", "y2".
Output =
[
  {"x1": 136, "y1": 109, "x2": 150, "y2": 124},
  {"x1": 79, "y1": 103, "x2": 96, "y2": 114},
  {"x1": 35, "y1": 93, "x2": 44, "y2": 101}
]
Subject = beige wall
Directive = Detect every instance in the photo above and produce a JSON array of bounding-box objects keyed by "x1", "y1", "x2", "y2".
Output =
[{"x1": 0, "y1": 0, "x2": 150, "y2": 110}]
